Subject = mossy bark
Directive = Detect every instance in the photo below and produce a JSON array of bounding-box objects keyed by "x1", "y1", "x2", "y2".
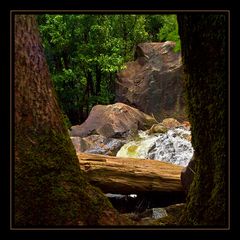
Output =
[
  {"x1": 14, "y1": 15, "x2": 120, "y2": 226},
  {"x1": 177, "y1": 14, "x2": 228, "y2": 226}
]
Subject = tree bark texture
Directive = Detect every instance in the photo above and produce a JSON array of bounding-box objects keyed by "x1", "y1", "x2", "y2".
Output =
[
  {"x1": 177, "y1": 14, "x2": 228, "y2": 226},
  {"x1": 14, "y1": 15, "x2": 120, "y2": 226},
  {"x1": 15, "y1": 15, "x2": 64, "y2": 133},
  {"x1": 78, "y1": 153, "x2": 184, "y2": 194}
]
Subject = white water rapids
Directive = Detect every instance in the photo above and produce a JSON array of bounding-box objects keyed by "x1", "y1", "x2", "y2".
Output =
[{"x1": 116, "y1": 126, "x2": 194, "y2": 167}]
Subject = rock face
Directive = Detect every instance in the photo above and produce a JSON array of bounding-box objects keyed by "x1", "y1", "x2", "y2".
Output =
[
  {"x1": 70, "y1": 102, "x2": 157, "y2": 138},
  {"x1": 115, "y1": 41, "x2": 187, "y2": 122}
]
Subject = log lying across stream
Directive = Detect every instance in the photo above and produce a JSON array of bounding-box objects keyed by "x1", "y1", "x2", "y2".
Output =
[{"x1": 77, "y1": 153, "x2": 184, "y2": 194}]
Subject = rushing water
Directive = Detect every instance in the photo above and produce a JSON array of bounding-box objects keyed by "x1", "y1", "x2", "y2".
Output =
[{"x1": 116, "y1": 126, "x2": 194, "y2": 167}]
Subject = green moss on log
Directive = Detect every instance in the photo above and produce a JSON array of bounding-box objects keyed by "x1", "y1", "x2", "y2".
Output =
[
  {"x1": 14, "y1": 127, "x2": 116, "y2": 226},
  {"x1": 177, "y1": 14, "x2": 228, "y2": 226}
]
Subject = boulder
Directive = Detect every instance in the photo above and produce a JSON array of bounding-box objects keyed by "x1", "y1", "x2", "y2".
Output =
[
  {"x1": 162, "y1": 118, "x2": 181, "y2": 129},
  {"x1": 70, "y1": 102, "x2": 157, "y2": 138},
  {"x1": 148, "y1": 118, "x2": 183, "y2": 135},
  {"x1": 181, "y1": 156, "x2": 196, "y2": 193},
  {"x1": 70, "y1": 135, "x2": 126, "y2": 156},
  {"x1": 115, "y1": 41, "x2": 187, "y2": 122}
]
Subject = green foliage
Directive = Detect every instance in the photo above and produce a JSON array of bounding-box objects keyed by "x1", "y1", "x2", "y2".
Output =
[
  {"x1": 62, "y1": 113, "x2": 72, "y2": 129},
  {"x1": 144, "y1": 14, "x2": 181, "y2": 52},
  {"x1": 145, "y1": 15, "x2": 166, "y2": 41},
  {"x1": 37, "y1": 14, "x2": 180, "y2": 124},
  {"x1": 157, "y1": 15, "x2": 181, "y2": 52}
]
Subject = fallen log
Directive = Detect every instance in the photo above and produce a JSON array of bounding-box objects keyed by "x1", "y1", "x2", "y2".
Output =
[{"x1": 77, "y1": 152, "x2": 184, "y2": 194}]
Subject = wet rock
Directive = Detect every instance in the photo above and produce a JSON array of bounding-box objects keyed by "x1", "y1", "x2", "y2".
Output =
[
  {"x1": 152, "y1": 208, "x2": 168, "y2": 219},
  {"x1": 117, "y1": 123, "x2": 193, "y2": 167},
  {"x1": 148, "y1": 128, "x2": 193, "y2": 166},
  {"x1": 162, "y1": 118, "x2": 181, "y2": 129},
  {"x1": 148, "y1": 123, "x2": 168, "y2": 134},
  {"x1": 71, "y1": 135, "x2": 126, "y2": 156}
]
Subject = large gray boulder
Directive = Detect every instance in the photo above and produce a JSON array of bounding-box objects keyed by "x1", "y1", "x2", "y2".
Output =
[{"x1": 115, "y1": 41, "x2": 187, "y2": 122}]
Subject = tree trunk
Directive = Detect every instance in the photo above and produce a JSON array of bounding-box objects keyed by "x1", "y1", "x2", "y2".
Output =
[
  {"x1": 86, "y1": 70, "x2": 95, "y2": 96},
  {"x1": 78, "y1": 153, "x2": 184, "y2": 194},
  {"x1": 177, "y1": 14, "x2": 228, "y2": 226},
  {"x1": 14, "y1": 15, "x2": 120, "y2": 226},
  {"x1": 95, "y1": 65, "x2": 101, "y2": 97}
]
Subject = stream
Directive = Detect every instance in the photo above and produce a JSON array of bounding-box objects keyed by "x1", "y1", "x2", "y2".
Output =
[
  {"x1": 116, "y1": 126, "x2": 193, "y2": 167},
  {"x1": 106, "y1": 125, "x2": 194, "y2": 219}
]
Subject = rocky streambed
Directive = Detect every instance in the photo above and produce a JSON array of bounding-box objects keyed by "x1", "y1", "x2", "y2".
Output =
[
  {"x1": 68, "y1": 40, "x2": 193, "y2": 224},
  {"x1": 69, "y1": 103, "x2": 194, "y2": 223}
]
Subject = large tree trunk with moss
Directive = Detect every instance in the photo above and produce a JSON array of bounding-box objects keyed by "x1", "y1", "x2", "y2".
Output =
[
  {"x1": 177, "y1": 14, "x2": 228, "y2": 226},
  {"x1": 14, "y1": 15, "x2": 121, "y2": 226}
]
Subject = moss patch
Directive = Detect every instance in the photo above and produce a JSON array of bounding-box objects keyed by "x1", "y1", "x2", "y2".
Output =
[
  {"x1": 127, "y1": 145, "x2": 139, "y2": 153},
  {"x1": 14, "y1": 127, "x2": 117, "y2": 226}
]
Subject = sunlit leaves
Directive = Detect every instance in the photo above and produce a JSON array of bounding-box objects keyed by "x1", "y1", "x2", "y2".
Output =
[
  {"x1": 158, "y1": 15, "x2": 181, "y2": 52},
  {"x1": 38, "y1": 14, "x2": 181, "y2": 124}
]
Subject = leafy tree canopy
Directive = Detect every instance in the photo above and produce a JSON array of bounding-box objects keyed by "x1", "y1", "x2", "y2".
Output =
[{"x1": 38, "y1": 14, "x2": 180, "y2": 125}]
